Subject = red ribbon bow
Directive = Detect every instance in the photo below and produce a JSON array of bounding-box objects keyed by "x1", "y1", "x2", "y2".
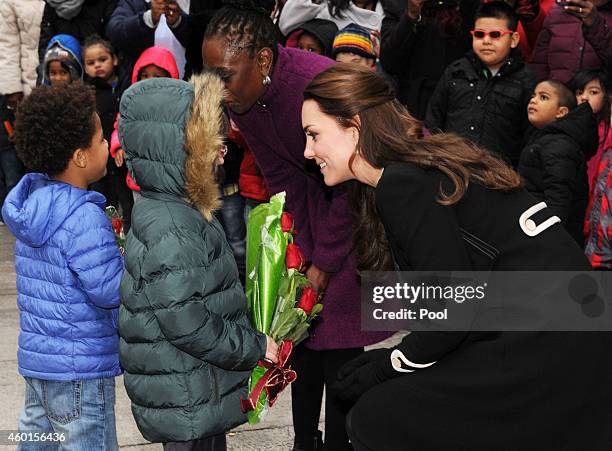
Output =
[{"x1": 240, "y1": 340, "x2": 297, "y2": 413}]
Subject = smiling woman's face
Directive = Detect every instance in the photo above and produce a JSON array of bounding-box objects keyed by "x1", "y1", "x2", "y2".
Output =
[{"x1": 302, "y1": 99, "x2": 358, "y2": 186}]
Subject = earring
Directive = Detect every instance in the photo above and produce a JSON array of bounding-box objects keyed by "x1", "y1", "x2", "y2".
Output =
[{"x1": 263, "y1": 75, "x2": 271, "y2": 86}]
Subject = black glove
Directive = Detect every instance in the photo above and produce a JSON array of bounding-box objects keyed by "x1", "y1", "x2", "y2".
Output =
[{"x1": 335, "y1": 348, "x2": 398, "y2": 402}]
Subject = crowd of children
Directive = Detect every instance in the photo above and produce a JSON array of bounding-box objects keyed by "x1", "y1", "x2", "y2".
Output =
[{"x1": 0, "y1": 0, "x2": 611, "y2": 449}]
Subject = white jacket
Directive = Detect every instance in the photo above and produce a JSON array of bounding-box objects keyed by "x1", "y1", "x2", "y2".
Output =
[
  {"x1": 279, "y1": 0, "x2": 384, "y2": 35},
  {"x1": 0, "y1": 0, "x2": 45, "y2": 95}
]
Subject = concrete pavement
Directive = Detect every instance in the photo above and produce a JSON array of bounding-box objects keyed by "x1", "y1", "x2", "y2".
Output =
[{"x1": 0, "y1": 224, "x2": 401, "y2": 450}]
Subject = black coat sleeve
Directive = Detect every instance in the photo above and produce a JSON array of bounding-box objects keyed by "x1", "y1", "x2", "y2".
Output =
[
  {"x1": 380, "y1": 0, "x2": 420, "y2": 75},
  {"x1": 538, "y1": 137, "x2": 583, "y2": 224},
  {"x1": 518, "y1": 70, "x2": 537, "y2": 150},
  {"x1": 376, "y1": 164, "x2": 473, "y2": 365},
  {"x1": 424, "y1": 66, "x2": 450, "y2": 133},
  {"x1": 106, "y1": 0, "x2": 154, "y2": 58}
]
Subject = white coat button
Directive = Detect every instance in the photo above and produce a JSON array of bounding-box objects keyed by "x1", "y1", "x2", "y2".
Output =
[
  {"x1": 469, "y1": 126, "x2": 475, "y2": 131},
  {"x1": 469, "y1": 83, "x2": 474, "y2": 87},
  {"x1": 476, "y1": 95, "x2": 482, "y2": 100}
]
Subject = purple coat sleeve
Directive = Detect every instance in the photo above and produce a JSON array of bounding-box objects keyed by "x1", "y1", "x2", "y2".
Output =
[
  {"x1": 583, "y1": 13, "x2": 612, "y2": 63},
  {"x1": 309, "y1": 182, "x2": 354, "y2": 273},
  {"x1": 528, "y1": 17, "x2": 552, "y2": 81}
]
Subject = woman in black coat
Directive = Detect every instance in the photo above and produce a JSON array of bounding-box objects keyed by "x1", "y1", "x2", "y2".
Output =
[{"x1": 301, "y1": 64, "x2": 612, "y2": 450}]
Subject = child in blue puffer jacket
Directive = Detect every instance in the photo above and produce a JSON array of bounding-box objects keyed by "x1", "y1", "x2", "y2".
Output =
[{"x1": 1, "y1": 82, "x2": 123, "y2": 450}]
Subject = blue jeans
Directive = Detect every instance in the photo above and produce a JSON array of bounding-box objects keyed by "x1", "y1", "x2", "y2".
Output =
[
  {"x1": 243, "y1": 198, "x2": 264, "y2": 227},
  {"x1": 18, "y1": 377, "x2": 118, "y2": 451},
  {"x1": 218, "y1": 191, "x2": 246, "y2": 283}
]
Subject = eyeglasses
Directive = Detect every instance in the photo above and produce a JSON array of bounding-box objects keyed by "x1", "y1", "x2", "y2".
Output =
[{"x1": 470, "y1": 29, "x2": 514, "y2": 40}]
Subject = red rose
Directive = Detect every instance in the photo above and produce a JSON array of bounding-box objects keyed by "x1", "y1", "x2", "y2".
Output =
[
  {"x1": 286, "y1": 243, "x2": 305, "y2": 272},
  {"x1": 281, "y1": 212, "x2": 294, "y2": 233},
  {"x1": 297, "y1": 286, "x2": 317, "y2": 315},
  {"x1": 111, "y1": 217, "x2": 123, "y2": 236}
]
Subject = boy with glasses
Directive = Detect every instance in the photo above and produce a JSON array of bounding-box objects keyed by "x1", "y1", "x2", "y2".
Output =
[{"x1": 425, "y1": 1, "x2": 536, "y2": 168}]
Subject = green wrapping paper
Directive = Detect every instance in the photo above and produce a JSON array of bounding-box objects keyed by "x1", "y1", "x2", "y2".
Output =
[
  {"x1": 244, "y1": 193, "x2": 288, "y2": 423},
  {"x1": 245, "y1": 192, "x2": 288, "y2": 334}
]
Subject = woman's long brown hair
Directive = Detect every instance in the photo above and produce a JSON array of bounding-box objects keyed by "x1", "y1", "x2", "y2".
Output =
[{"x1": 303, "y1": 64, "x2": 523, "y2": 271}]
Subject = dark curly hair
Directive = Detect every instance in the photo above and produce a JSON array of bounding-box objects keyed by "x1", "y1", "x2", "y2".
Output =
[
  {"x1": 14, "y1": 81, "x2": 96, "y2": 176},
  {"x1": 81, "y1": 33, "x2": 116, "y2": 56}
]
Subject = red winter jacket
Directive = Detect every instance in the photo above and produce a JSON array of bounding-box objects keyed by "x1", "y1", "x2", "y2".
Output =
[
  {"x1": 516, "y1": 0, "x2": 555, "y2": 61},
  {"x1": 228, "y1": 125, "x2": 270, "y2": 202},
  {"x1": 585, "y1": 147, "x2": 612, "y2": 269},
  {"x1": 110, "y1": 46, "x2": 180, "y2": 191},
  {"x1": 529, "y1": 1, "x2": 612, "y2": 83}
]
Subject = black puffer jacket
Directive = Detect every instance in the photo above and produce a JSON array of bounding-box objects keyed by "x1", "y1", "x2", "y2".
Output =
[
  {"x1": 425, "y1": 49, "x2": 536, "y2": 167},
  {"x1": 518, "y1": 103, "x2": 599, "y2": 246},
  {"x1": 87, "y1": 64, "x2": 131, "y2": 142}
]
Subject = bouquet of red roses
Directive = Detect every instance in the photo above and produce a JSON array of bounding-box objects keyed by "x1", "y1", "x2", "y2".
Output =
[
  {"x1": 105, "y1": 206, "x2": 125, "y2": 255},
  {"x1": 240, "y1": 192, "x2": 323, "y2": 424}
]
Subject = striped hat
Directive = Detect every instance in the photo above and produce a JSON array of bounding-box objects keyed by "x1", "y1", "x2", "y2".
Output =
[{"x1": 332, "y1": 23, "x2": 377, "y2": 60}]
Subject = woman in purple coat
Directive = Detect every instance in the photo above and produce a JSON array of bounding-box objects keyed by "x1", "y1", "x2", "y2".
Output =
[{"x1": 202, "y1": 1, "x2": 390, "y2": 449}]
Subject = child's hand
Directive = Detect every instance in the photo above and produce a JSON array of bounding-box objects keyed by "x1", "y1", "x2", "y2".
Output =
[
  {"x1": 114, "y1": 148, "x2": 125, "y2": 167},
  {"x1": 265, "y1": 336, "x2": 279, "y2": 364},
  {"x1": 216, "y1": 144, "x2": 228, "y2": 166}
]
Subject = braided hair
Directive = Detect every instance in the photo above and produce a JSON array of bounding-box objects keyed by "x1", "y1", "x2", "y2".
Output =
[{"x1": 204, "y1": 0, "x2": 279, "y2": 59}]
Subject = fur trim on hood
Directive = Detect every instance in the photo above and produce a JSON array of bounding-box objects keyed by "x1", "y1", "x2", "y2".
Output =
[{"x1": 185, "y1": 72, "x2": 226, "y2": 221}]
